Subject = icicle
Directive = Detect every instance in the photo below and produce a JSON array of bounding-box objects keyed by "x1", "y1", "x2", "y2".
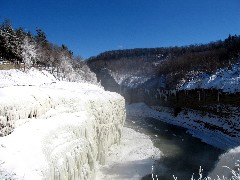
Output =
[
  {"x1": 144, "y1": 88, "x2": 150, "y2": 95},
  {"x1": 197, "y1": 91, "x2": 201, "y2": 101},
  {"x1": 217, "y1": 91, "x2": 222, "y2": 102},
  {"x1": 170, "y1": 90, "x2": 177, "y2": 96}
]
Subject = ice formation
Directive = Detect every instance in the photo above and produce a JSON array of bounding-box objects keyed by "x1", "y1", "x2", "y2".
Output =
[{"x1": 0, "y1": 69, "x2": 126, "y2": 180}]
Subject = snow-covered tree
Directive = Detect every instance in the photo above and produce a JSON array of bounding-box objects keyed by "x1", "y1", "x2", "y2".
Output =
[
  {"x1": 59, "y1": 53, "x2": 74, "y2": 81},
  {"x1": 72, "y1": 56, "x2": 98, "y2": 84},
  {"x1": 0, "y1": 19, "x2": 21, "y2": 62},
  {"x1": 21, "y1": 36, "x2": 37, "y2": 70},
  {"x1": 0, "y1": 18, "x2": 98, "y2": 85}
]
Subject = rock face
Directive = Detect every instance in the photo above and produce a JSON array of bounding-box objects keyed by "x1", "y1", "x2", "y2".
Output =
[
  {"x1": 93, "y1": 68, "x2": 167, "y2": 105},
  {"x1": 96, "y1": 68, "x2": 120, "y2": 93},
  {"x1": 0, "y1": 82, "x2": 126, "y2": 180}
]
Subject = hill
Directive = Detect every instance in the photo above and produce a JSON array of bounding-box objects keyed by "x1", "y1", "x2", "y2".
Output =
[{"x1": 87, "y1": 34, "x2": 240, "y2": 90}]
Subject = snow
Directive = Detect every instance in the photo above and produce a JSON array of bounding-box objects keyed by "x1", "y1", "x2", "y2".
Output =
[
  {"x1": 0, "y1": 69, "x2": 126, "y2": 179},
  {"x1": 111, "y1": 71, "x2": 153, "y2": 88},
  {"x1": 178, "y1": 63, "x2": 240, "y2": 93},
  {"x1": 97, "y1": 127, "x2": 161, "y2": 180},
  {"x1": 0, "y1": 68, "x2": 57, "y2": 87}
]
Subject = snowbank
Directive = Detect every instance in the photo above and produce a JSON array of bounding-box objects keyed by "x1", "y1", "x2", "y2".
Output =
[
  {"x1": 0, "y1": 69, "x2": 126, "y2": 179},
  {"x1": 0, "y1": 68, "x2": 57, "y2": 87},
  {"x1": 178, "y1": 63, "x2": 240, "y2": 93},
  {"x1": 97, "y1": 127, "x2": 161, "y2": 180}
]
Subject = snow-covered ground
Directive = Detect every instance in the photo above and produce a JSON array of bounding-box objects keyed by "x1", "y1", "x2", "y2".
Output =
[
  {"x1": 97, "y1": 127, "x2": 161, "y2": 180},
  {"x1": 0, "y1": 68, "x2": 161, "y2": 180},
  {"x1": 178, "y1": 63, "x2": 240, "y2": 93},
  {"x1": 0, "y1": 68, "x2": 57, "y2": 87}
]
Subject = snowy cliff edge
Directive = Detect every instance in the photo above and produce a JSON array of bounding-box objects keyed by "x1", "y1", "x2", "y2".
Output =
[{"x1": 0, "y1": 68, "x2": 126, "y2": 180}]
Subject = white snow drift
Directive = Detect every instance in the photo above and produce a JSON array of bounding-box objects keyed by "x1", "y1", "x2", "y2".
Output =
[{"x1": 0, "y1": 69, "x2": 126, "y2": 180}]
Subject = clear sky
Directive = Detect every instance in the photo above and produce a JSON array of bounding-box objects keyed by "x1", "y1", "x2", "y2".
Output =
[{"x1": 1, "y1": 0, "x2": 240, "y2": 58}]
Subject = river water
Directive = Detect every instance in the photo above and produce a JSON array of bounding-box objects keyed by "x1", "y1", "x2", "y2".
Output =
[{"x1": 125, "y1": 115, "x2": 224, "y2": 180}]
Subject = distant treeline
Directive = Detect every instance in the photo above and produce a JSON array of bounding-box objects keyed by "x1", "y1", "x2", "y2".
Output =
[{"x1": 88, "y1": 35, "x2": 240, "y2": 88}]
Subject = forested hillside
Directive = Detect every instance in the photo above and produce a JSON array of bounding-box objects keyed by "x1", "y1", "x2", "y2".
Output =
[
  {"x1": 0, "y1": 19, "x2": 97, "y2": 84},
  {"x1": 88, "y1": 35, "x2": 240, "y2": 89}
]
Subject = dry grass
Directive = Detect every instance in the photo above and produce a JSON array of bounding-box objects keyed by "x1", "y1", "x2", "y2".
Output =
[{"x1": 0, "y1": 63, "x2": 23, "y2": 70}]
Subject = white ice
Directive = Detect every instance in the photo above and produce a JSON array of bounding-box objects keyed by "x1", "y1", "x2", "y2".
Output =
[{"x1": 0, "y1": 68, "x2": 126, "y2": 180}]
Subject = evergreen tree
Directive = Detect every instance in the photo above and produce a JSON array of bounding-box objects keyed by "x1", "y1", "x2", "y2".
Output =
[{"x1": 0, "y1": 19, "x2": 21, "y2": 62}]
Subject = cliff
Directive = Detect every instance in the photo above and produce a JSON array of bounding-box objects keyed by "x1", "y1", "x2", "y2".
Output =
[{"x1": 0, "y1": 69, "x2": 126, "y2": 180}]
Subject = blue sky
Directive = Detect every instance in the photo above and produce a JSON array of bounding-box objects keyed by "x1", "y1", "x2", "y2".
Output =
[{"x1": 1, "y1": 0, "x2": 240, "y2": 58}]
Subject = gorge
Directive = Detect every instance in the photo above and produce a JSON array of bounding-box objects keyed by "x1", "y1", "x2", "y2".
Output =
[{"x1": 87, "y1": 45, "x2": 240, "y2": 179}]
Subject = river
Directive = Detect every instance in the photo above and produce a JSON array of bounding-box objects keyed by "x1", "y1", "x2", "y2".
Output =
[{"x1": 125, "y1": 115, "x2": 224, "y2": 180}]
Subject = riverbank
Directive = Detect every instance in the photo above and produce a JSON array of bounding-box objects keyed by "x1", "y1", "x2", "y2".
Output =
[
  {"x1": 97, "y1": 127, "x2": 161, "y2": 180},
  {"x1": 126, "y1": 103, "x2": 240, "y2": 150},
  {"x1": 126, "y1": 102, "x2": 240, "y2": 179},
  {"x1": 97, "y1": 102, "x2": 227, "y2": 179},
  {"x1": 126, "y1": 115, "x2": 224, "y2": 179}
]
